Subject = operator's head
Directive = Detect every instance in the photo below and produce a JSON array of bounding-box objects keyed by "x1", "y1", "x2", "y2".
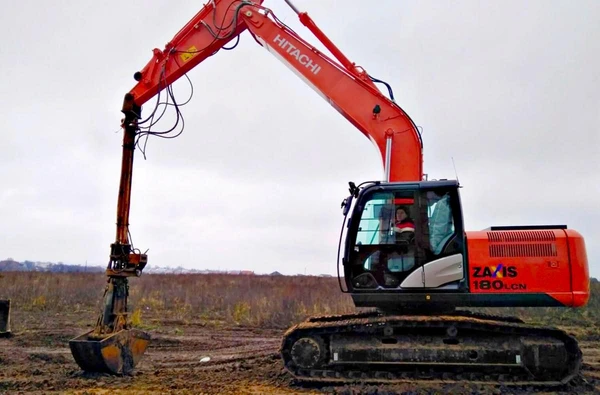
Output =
[{"x1": 396, "y1": 206, "x2": 410, "y2": 222}]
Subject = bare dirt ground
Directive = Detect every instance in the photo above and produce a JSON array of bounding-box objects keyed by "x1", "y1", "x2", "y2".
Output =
[{"x1": 1, "y1": 310, "x2": 599, "y2": 394}]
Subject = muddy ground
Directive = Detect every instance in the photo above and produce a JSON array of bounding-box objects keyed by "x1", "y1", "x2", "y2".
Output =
[{"x1": 1, "y1": 310, "x2": 599, "y2": 394}]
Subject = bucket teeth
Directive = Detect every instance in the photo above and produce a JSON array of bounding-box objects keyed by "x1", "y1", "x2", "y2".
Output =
[
  {"x1": 69, "y1": 329, "x2": 150, "y2": 374},
  {"x1": 0, "y1": 300, "x2": 10, "y2": 336}
]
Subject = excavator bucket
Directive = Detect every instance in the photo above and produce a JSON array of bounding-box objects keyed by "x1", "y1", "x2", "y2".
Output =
[
  {"x1": 0, "y1": 299, "x2": 10, "y2": 336},
  {"x1": 69, "y1": 329, "x2": 150, "y2": 375}
]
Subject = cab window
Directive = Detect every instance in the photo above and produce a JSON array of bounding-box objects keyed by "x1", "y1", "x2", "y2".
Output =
[
  {"x1": 425, "y1": 190, "x2": 455, "y2": 255},
  {"x1": 355, "y1": 191, "x2": 415, "y2": 246}
]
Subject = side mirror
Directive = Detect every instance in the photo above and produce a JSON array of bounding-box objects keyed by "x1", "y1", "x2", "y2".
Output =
[
  {"x1": 341, "y1": 195, "x2": 353, "y2": 216},
  {"x1": 348, "y1": 181, "x2": 359, "y2": 197}
]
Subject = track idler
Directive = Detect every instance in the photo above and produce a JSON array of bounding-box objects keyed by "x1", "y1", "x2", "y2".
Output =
[
  {"x1": 69, "y1": 276, "x2": 150, "y2": 375},
  {"x1": 0, "y1": 299, "x2": 11, "y2": 336}
]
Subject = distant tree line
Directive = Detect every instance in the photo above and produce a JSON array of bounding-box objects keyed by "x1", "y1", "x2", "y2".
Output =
[{"x1": 0, "y1": 259, "x2": 104, "y2": 273}]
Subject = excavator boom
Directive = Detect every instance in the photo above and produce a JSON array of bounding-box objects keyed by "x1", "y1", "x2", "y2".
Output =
[{"x1": 127, "y1": 0, "x2": 422, "y2": 182}]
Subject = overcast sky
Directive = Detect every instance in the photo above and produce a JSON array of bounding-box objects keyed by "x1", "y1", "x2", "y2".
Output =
[{"x1": 1, "y1": 1, "x2": 598, "y2": 278}]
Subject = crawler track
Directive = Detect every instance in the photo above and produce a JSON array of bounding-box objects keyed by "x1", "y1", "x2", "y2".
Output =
[{"x1": 280, "y1": 310, "x2": 582, "y2": 387}]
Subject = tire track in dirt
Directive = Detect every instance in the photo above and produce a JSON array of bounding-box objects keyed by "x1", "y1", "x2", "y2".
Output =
[{"x1": 145, "y1": 329, "x2": 282, "y2": 371}]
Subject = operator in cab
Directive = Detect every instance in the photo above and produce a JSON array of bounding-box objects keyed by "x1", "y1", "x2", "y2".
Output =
[
  {"x1": 392, "y1": 205, "x2": 415, "y2": 249},
  {"x1": 393, "y1": 206, "x2": 415, "y2": 236}
]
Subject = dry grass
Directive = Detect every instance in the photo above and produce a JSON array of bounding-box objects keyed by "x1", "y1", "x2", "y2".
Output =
[
  {"x1": 0, "y1": 272, "x2": 597, "y2": 332},
  {"x1": 131, "y1": 273, "x2": 355, "y2": 327},
  {"x1": 0, "y1": 272, "x2": 355, "y2": 329},
  {"x1": 0, "y1": 272, "x2": 106, "y2": 313}
]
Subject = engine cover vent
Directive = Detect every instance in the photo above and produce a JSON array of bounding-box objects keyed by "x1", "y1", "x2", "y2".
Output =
[
  {"x1": 487, "y1": 230, "x2": 556, "y2": 243},
  {"x1": 489, "y1": 243, "x2": 557, "y2": 257}
]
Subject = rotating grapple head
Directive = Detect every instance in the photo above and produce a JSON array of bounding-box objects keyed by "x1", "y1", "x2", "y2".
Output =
[
  {"x1": 69, "y1": 328, "x2": 150, "y2": 375},
  {"x1": 69, "y1": 273, "x2": 150, "y2": 375}
]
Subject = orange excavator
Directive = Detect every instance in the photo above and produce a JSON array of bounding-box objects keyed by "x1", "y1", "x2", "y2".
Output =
[{"x1": 69, "y1": 0, "x2": 590, "y2": 385}]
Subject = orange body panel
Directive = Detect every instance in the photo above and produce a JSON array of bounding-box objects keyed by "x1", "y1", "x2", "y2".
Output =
[
  {"x1": 466, "y1": 229, "x2": 590, "y2": 307},
  {"x1": 565, "y1": 229, "x2": 590, "y2": 306}
]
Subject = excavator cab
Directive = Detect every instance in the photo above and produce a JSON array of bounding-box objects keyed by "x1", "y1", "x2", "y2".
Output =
[{"x1": 340, "y1": 180, "x2": 467, "y2": 311}]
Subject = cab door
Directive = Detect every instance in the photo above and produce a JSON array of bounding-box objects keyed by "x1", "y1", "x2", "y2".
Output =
[{"x1": 420, "y1": 186, "x2": 466, "y2": 289}]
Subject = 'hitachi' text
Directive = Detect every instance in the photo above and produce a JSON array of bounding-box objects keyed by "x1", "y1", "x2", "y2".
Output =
[{"x1": 273, "y1": 34, "x2": 322, "y2": 75}]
